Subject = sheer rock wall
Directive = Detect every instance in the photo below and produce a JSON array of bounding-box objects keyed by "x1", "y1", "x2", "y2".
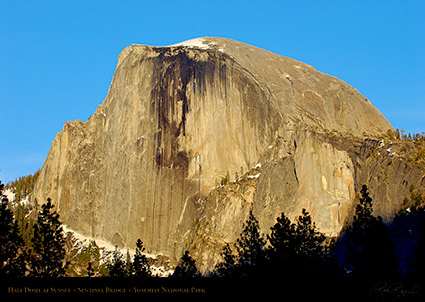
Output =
[{"x1": 34, "y1": 37, "x2": 418, "y2": 268}]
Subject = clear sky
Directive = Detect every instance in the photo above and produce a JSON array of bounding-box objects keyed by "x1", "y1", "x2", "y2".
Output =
[{"x1": 1, "y1": 0, "x2": 424, "y2": 183}]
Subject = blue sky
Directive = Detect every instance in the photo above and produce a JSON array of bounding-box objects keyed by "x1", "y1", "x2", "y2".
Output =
[{"x1": 1, "y1": 0, "x2": 424, "y2": 183}]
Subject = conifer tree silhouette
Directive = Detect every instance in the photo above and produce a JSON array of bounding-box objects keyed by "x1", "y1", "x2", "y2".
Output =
[
  {"x1": 235, "y1": 211, "x2": 266, "y2": 277},
  {"x1": 338, "y1": 185, "x2": 396, "y2": 280},
  {"x1": 214, "y1": 242, "x2": 237, "y2": 277},
  {"x1": 293, "y1": 209, "x2": 327, "y2": 273},
  {"x1": 133, "y1": 239, "x2": 151, "y2": 278},
  {"x1": 107, "y1": 246, "x2": 127, "y2": 277},
  {"x1": 0, "y1": 182, "x2": 27, "y2": 276},
  {"x1": 173, "y1": 250, "x2": 199, "y2": 277},
  {"x1": 267, "y1": 211, "x2": 296, "y2": 273},
  {"x1": 29, "y1": 198, "x2": 68, "y2": 277},
  {"x1": 267, "y1": 209, "x2": 328, "y2": 277}
]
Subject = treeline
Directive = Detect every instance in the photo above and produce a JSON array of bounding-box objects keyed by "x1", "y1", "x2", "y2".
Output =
[
  {"x1": 102, "y1": 239, "x2": 152, "y2": 278},
  {"x1": 179, "y1": 184, "x2": 425, "y2": 282},
  {"x1": 386, "y1": 129, "x2": 425, "y2": 142},
  {"x1": 1, "y1": 180, "x2": 425, "y2": 284},
  {"x1": 97, "y1": 184, "x2": 425, "y2": 283},
  {"x1": 394, "y1": 129, "x2": 425, "y2": 142},
  {"x1": 0, "y1": 181, "x2": 154, "y2": 278},
  {"x1": 1, "y1": 181, "x2": 67, "y2": 277},
  {"x1": 5, "y1": 170, "x2": 40, "y2": 201},
  {"x1": 383, "y1": 129, "x2": 425, "y2": 168}
]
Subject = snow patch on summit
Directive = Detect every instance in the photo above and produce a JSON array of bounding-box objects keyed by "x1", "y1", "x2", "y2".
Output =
[{"x1": 169, "y1": 38, "x2": 210, "y2": 49}]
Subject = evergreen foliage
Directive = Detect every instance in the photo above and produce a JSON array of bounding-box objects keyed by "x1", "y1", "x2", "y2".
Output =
[
  {"x1": 213, "y1": 243, "x2": 237, "y2": 277},
  {"x1": 0, "y1": 182, "x2": 27, "y2": 276},
  {"x1": 13, "y1": 202, "x2": 36, "y2": 247},
  {"x1": 235, "y1": 211, "x2": 266, "y2": 276},
  {"x1": 267, "y1": 212, "x2": 295, "y2": 262},
  {"x1": 1, "y1": 175, "x2": 424, "y2": 284},
  {"x1": 292, "y1": 209, "x2": 327, "y2": 272},
  {"x1": 106, "y1": 246, "x2": 127, "y2": 277},
  {"x1": 133, "y1": 239, "x2": 151, "y2": 278},
  {"x1": 213, "y1": 210, "x2": 331, "y2": 278},
  {"x1": 337, "y1": 185, "x2": 396, "y2": 280},
  {"x1": 5, "y1": 170, "x2": 40, "y2": 201},
  {"x1": 173, "y1": 250, "x2": 199, "y2": 277},
  {"x1": 103, "y1": 240, "x2": 153, "y2": 278},
  {"x1": 1, "y1": 184, "x2": 69, "y2": 277},
  {"x1": 386, "y1": 129, "x2": 425, "y2": 167},
  {"x1": 266, "y1": 212, "x2": 297, "y2": 275},
  {"x1": 29, "y1": 198, "x2": 68, "y2": 277},
  {"x1": 394, "y1": 129, "x2": 425, "y2": 142},
  {"x1": 266, "y1": 209, "x2": 330, "y2": 276}
]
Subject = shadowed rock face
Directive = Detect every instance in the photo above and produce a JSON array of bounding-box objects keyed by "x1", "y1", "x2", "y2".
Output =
[{"x1": 34, "y1": 37, "x2": 420, "y2": 268}]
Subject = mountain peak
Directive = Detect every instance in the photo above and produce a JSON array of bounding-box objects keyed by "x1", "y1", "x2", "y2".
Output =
[{"x1": 34, "y1": 38, "x2": 411, "y2": 271}]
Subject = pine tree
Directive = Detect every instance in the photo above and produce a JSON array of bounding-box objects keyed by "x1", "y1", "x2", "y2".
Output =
[
  {"x1": 267, "y1": 212, "x2": 296, "y2": 271},
  {"x1": 338, "y1": 185, "x2": 396, "y2": 280},
  {"x1": 173, "y1": 250, "x2": 199, "y2": 277},
  {"x1": 13, "y1": 201, "x2": 36, "y2": 247},
  {"x1": 0, "y1": 182, "x2": 27, "y2": 276},
  {"x1": 235, "y1": 211, "x2": 266, "y2": 276},
  {"x1": 395, "y1": 129, "x2": 401, "y2": 140},
  {"x1": 133, "y1": 239, "x2": 151, "y2": 278},
  {"x1": 214, "y1": 243, "x2": 237, "y2": 277},
  {"x1": 107, "y1": 246, "x2": 127, "y2": 277},
  {"x1": 29, "y1": 198, "x2": 68, "y2": 277},
  {"x1": 293, "y1": 209, "x2": 327, "y2": 271},
  {"x1": 267, "y1": 210, "x2": 329, "y2": 276},
  {"x1": 5, "y1": 170, "x2": 40, "y2": 201}
]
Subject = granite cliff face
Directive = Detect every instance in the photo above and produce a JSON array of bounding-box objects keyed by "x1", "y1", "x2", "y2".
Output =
[{"x1": 33, "y1": 37, "x2": 423, "y2": 269}]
